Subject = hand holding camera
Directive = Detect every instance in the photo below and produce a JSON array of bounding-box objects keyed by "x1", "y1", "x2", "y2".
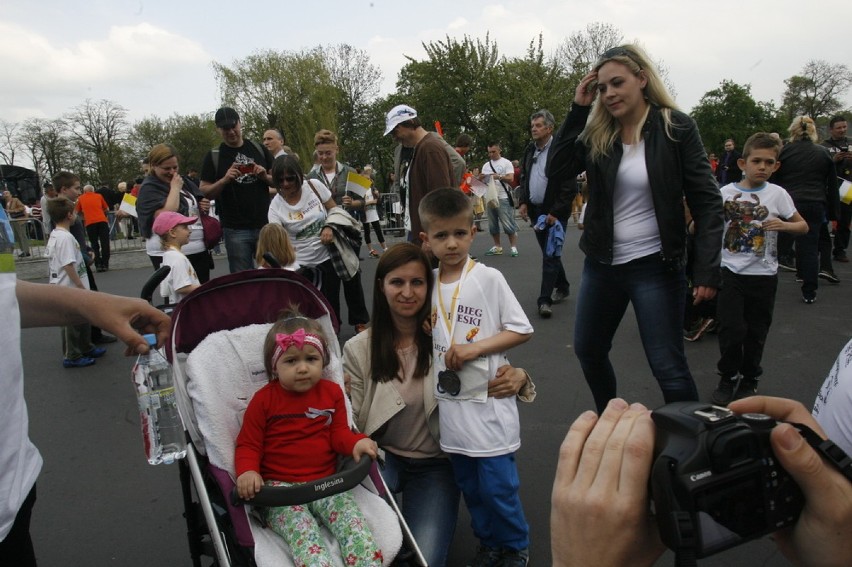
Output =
[{"x1": 551, "y1": 397, "x2": 852, "y2": 567}]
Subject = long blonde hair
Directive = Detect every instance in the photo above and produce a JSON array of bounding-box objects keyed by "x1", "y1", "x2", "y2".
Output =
[
  {"x1": 581, "y1": 44, "x2": 679, "y2": 162},
  {"x1": 256, "y1": 223, "x2": 297, "y2": 268},
  {"x1": 788, "y1": 115, "x2": 818, "y2": 143}
]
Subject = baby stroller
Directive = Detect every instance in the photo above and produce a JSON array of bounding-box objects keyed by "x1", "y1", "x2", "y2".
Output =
[{"x1": 142, "y1": 268, "x2": 423, "y2": 566}]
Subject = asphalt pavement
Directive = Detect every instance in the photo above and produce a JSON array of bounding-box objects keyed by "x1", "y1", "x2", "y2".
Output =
[{"x1": 20, "y1": 223, "x2": 852, "y2": 566}]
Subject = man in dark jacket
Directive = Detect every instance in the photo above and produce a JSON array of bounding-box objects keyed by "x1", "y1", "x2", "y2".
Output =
[
  {"x1": 822, "y1": 115, "x2": 852, "y2": 262},
  {"x1": 517, "y1": 109, "x2": 574, "y2": 318},
  {"x1": 716, "y1": 138, "x2": 743, "y2": 186}
]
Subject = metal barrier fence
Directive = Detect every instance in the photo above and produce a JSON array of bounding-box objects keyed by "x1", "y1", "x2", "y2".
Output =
[
  {"x1": 9, "y1": 212, "x2": 147, "y2": 260},
  {"x1": 378, "y1": 193, "x2": 405, "y2": 237}
]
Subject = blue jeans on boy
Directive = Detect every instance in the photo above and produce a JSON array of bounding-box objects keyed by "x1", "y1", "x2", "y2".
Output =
[
  {"x1": 574, "y1": 253, "x2": 698, "y2": 413},
  {"x1": 223, "y1": 227, "x2": 261, "y2": 273},
  {"x1": 382, "y1": 452, "x2": 460, "y2": 567},
  {"x1": 449, "y1": 453, "x2": 529, "y2": 553}
]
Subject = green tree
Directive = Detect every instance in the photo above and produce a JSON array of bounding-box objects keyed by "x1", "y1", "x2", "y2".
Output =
[
  {"x1": 19, "y1": 118, "x2": 73, "y2": 179},
  {"x1": 690, "y1": 81, "x2": 782, "y2": 153},
  {"x1": 554, "y1": 22, "x2": 624, "y2": 85},
  {"x1": 66, "y1": 99, "x2": 136, "y2": 187},
  {"x1": 213, "y1": 49, "x2": 340, "y2": 162},
  {"x1": 781, "y1": 60, "x2": 852, "y2": 122}
]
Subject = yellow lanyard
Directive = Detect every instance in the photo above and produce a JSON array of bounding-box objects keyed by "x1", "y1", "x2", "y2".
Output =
[{"x1": 437, "y1": 258, "x2": 475, "y2": 344}]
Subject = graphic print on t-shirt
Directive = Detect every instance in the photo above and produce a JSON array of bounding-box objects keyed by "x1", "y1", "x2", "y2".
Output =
[
  {"x1": 723, "y1": 192, "x2": 770, "y2": 256},
  {"x1": 233, "y1": 152, "x2": 258, "y2": 184}
]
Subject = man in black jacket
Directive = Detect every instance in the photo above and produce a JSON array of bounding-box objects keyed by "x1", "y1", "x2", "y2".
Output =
[
  {"x1": 716, "y1": 138, "x2": 743, "y2": 186},
  {"x1": 822, "y1": 115, "x2": 852, "y2": 262},
  {"x1": 517, "y1": 109, "x2": 574, "y2": 318}
]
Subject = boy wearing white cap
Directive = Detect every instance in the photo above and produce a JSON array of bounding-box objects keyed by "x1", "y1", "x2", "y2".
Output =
[{"x1": 153, "y1": 211, "x2": 201, "y2": 304}]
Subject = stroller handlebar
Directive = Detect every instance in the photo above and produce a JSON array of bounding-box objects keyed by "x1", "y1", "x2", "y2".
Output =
[
  {"x1": 140, "y1": 265, "x2": 172, "y2": 302},
  {"x1": 230, "y1": 455, "x2": 373, "y2": 508}
]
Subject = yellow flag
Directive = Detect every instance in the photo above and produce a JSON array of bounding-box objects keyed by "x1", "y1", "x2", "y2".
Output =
[
  {"x1": 119, "y1": 193, "x2": 138, "y2": 218},
  {"x1": 346, "y1": 172, "x2": 371, "y2": 198}
]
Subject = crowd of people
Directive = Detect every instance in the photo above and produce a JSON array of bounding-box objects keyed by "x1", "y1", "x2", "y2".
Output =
[{"x1": 3, "y1": 40, "x2": 852, "y2": 567}]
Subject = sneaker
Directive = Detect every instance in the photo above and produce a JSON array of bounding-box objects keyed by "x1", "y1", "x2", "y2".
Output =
[
  {"x1": 510, "y1": 247, "x2": 519, "y2": 257},
  {"x1": 803, "y1": 296, "x2": 816, "y2": 304},
  {"x1": 551, "y1": 287, "x2": 569, "y2": 304},
  {"x1": 485, "y1": 246, "x2": 503, "y2": 256},
  {"x1": 538, "y1": 304, "x2": 553, "y2": 318},
  {"x1": 499, "y1": 549, "x2": 530, "y2": 567},
  {"x1": 834, "y1": 253, "x2": 849, "y2": 263},
  {"x1": 63, "y1": 357, "x2": 96, "y2": 368},
  {"x1": 733, "y1": 376, "x2": 759, "y2": 400},
  {"x1": 777, "y1": 258, "x2": 796, "y2": 272},
  {"x1": 467, "y1": 546, "x2": 502, "y2": 567},
  {"x1": 795, "y1": 274, "x2": 803, "y2": 283},
  {"x1": 684, "y1": 317, "x2": 715, "y2": 342},
  {"x1": 712, "y1": 375, "x2": 741, "y2": 405},
  {"x1": 84, "y1": 347, "x2": 107, "y2": 358},
  {"x1": 819, "y1": 270, "x2": 840, "y2": 283}
]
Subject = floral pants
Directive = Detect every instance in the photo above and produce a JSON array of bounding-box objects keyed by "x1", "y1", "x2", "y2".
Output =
[{"x1": 264, "y1": 480, "x2": 383, "y2": 567}]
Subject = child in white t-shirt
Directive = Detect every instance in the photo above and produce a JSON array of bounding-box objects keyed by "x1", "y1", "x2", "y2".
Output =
[
  {"x1": 418, "y1": 188, "x2": 534, "y2": 567},
  {"x1": 713, "y1": 133, "x2": 807, "y2": 405},
  {"x1": 45, "y1": 196, "x2": 104, "y2": 368},
  {"x1": 153, "y1": 211, "x2": 200, "y2": 304}
]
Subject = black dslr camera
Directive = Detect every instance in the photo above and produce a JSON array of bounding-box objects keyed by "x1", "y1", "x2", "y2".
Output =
[{"x1": 650, "y1": 402, "x2": 803, "y2": 558}]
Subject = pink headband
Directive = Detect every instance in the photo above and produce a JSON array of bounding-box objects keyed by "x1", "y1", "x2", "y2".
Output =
[{"x1": 270, "y1": 329, "x2": 326, "y2": 370}]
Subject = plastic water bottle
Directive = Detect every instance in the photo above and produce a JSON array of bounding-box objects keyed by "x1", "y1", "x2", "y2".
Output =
[{"x1": 132, "y1": 334, "x2": 186, "y2": 464}]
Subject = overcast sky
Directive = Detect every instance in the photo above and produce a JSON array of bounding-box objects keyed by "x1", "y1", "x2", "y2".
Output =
[{"x1": 2, "y1": 0, "x2": 850, "y2": 128}]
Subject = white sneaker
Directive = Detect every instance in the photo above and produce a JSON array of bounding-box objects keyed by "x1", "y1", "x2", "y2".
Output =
[
  {"x1": 510, "y1": 247, "x2": 519, "y2": 257},
  {"x1": 485, "y1": 246, "x2": 503, "y2": 256}
]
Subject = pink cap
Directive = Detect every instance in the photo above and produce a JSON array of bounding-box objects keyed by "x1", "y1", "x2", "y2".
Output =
[{"x1": 152, "y1": 211, "x2": 197, "y2": 236}]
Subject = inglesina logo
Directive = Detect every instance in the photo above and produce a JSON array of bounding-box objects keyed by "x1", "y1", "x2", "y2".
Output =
[{"x1": 315, "y1": 477, "x2": 344, "y2": 492}]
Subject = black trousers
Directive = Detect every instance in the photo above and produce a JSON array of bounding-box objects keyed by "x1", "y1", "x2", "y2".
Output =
[
  {"x1": 85, "y1": 221, "x2": 110, "y2": 268},
  {"x1": 716, "y1": 268, "x2": 777, "y2": 379},
  {"x1": 0, "y1": 484, "x2": 37, "y2": 567}
]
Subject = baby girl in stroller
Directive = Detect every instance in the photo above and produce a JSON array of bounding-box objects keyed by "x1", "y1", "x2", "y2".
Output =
[{"x1": 235, "y1": 309, "x2": 384, "y2": 567}]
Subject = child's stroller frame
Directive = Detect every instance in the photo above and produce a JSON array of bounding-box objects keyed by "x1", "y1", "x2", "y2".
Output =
[{"x1": 151, "y1": 269, "x2": 423, "y2": 566}]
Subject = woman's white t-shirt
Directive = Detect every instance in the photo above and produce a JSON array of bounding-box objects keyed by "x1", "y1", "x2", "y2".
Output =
[{"x1": 268, "y1": 181, "x2": 332, "y2": 267}]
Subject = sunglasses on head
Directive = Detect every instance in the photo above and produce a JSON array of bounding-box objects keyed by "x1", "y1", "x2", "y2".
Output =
[{"x1": 596, "y1": 46, "x2": 640, "y2": 69}]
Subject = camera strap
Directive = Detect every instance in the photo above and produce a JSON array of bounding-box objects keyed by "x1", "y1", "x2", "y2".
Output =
[{"x1": 791, "y1": 422, "x2": 852, "y2": 483}]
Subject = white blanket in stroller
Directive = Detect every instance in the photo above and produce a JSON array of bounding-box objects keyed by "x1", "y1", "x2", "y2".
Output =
[{"x1": 186, "y1": 323, "x2": 402, "y2": 567}]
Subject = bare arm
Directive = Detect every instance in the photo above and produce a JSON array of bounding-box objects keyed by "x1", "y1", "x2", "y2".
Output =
[
  {"x1": 63, "y1": 264, "x2": 86, "y2": 289},
  {"x1": 16, "y1": 280, "x2": 171, "y2": 354},
  {"x1": 444, "y1": 330, "x2": 531, "y2": 371}
]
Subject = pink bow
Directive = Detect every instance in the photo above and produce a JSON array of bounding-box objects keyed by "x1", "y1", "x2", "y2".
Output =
[{"x1": 276, "y1": 330, "x2": 307, "y2": 351}]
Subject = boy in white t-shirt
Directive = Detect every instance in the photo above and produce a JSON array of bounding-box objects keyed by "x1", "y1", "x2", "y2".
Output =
[
  {"x1": 418, "y1": 188, "x2": 534, "y2": 567},
  {"x1": 152, "y1": 211, "x2": 200, "y2": 304},
  {"x1": 713, "y1": 133, "x2": 808, "y2": 404},
  {"x1": 45, "y1": 197, "x2": 105, "y2": 368}
]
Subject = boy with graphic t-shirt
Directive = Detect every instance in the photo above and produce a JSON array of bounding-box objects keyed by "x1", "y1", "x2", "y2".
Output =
[
  {"x1": 418, "y1": 188, "x2": 534, "y2": 567},
  {"x1": 45, "y1": 197, "x2": 106, "y2": 368},
  {"x1": 713, "y1": 133, "x2": 808, "y2": 405}
]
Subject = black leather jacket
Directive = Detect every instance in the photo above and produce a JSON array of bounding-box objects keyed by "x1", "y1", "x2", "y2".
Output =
[{"x1": 548, "y1": 103, "x2": 723, "y2": 288}]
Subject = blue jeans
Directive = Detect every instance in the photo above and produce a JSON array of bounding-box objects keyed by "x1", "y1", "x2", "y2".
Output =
[
  {"x1": 223, "y1": 227, "x2": 261, "y2": 273},
  {"x1": 381, "y1": 452, "x2": 460, "y2": 567},
  {"x1": 574, "y1": 254, "x2": 698, "y2": 413},
  {"x1": 487, "y1": 199, "x2": 517, "y2": 236},
  {"x1": 449, "y1": 453, "x2": 529, "y2": 552}
]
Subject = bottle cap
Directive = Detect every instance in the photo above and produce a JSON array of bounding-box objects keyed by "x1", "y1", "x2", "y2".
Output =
[{"x1": 143, "y1": 333, "x2": 157, "y2": 348}]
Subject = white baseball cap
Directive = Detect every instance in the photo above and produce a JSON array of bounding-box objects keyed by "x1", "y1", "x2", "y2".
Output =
[{"x1": 383, "y1": 104, "x2": 418, "y2": 136}]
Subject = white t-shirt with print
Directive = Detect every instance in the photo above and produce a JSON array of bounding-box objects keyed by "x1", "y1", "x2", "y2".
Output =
[
  {"x1": 160, "y1": 248, "x2": 200, "y2": 304},
  {"x1": 46, "y1": 228, "x2": 89, "y2": 289},
  {"x1": 430, "y1": 260, "x2": 533, "y2": 457},
  {"x1": 0, "y1": 242, "x2": 43, "y2": 539},
  {"x1": 268, "y1": 181, "x2": 332, "y2": 267},
  {"x1": 813, "y1": 337, "x2": 852, "y2": 456},
  {"x1": 482, "y1": 157, "x2": 514, "y2": 201},
  {"x1": 721, "y1": 182, "x2": 797, "y2": 276}
]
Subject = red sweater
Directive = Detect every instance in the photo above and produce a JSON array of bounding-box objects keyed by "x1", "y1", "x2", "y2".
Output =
[{"x1": 235, "y1": 380, "x2": 366, "y2": 483}]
